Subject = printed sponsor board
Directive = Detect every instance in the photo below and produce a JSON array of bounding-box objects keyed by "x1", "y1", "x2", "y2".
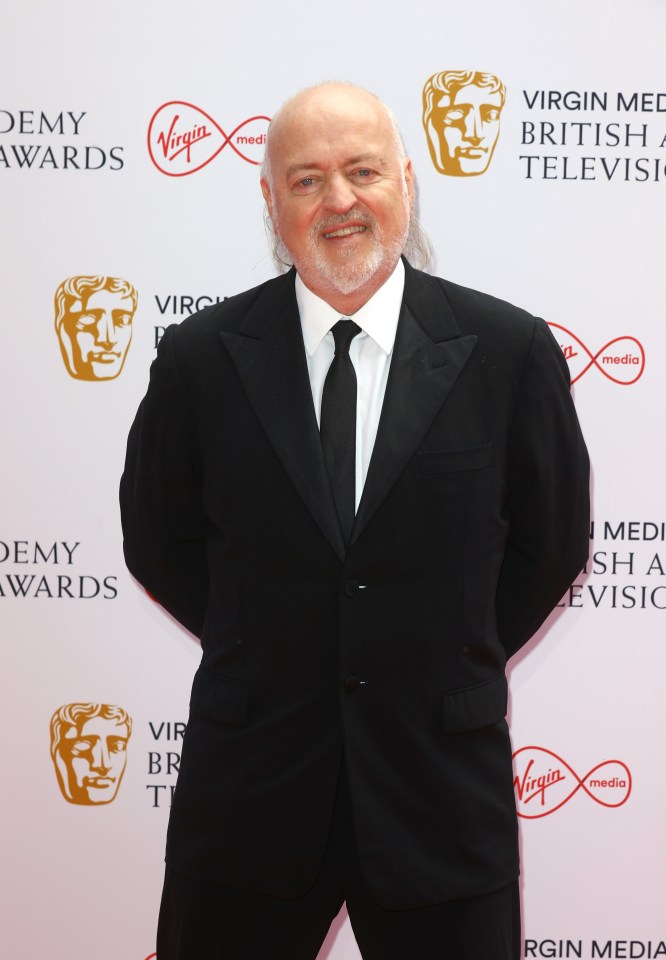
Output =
[
  {"x1": 0, "y1": 109, "x2": 124, "y2": 170},
  {"x1": 50, "y1": 703, "x2": 132, "y2": 805},
  {"x1": 148, "y1": 101, "x2": 270, "y2": 176},
  {"x1": 0, "y1": 539, "x2": 118, "y2": 600},
  {"x1": 524, "y1": 939, "x2": 666, "y2": 958},
  {"x1": 513, "y1": 746, "x2": 631, "y2": 819},
  {"x1": 559, "y1": 519, "x2": 666, "y2": 611},
  {"x1": 54, "y1": 276, "x2": 138, "y2": 382},
  {"x1": 548, "y1": 322, "x2": 645, "y2": 385},
  {"x1": 519, "y1": 88, "x2": 666, "y2": 182},
  {"x1": 422, "y1": 70, "x2": 505, "y2": 176}
]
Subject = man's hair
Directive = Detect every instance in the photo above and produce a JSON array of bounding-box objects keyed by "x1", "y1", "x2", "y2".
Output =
[
  {"x1": 54, "y1": 276, "x2": 138, "y2": 333},
  {"x1": 422, "y1": 70, "x2": 506, "y2": 126},
  {"x1": 261, "y1": 81, "x2": 432, "y2": 272},
  {"x1": 50, "y1": 702, "x2": 133, "y2": 759}
]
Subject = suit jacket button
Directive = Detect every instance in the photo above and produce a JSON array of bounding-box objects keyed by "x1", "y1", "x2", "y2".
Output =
[
  {"x1": 344, "y1": 676, "x2": 361, "y2": 693},
  {"x1": 344, "y1": 579, "x2": 359, "y2": 596}
]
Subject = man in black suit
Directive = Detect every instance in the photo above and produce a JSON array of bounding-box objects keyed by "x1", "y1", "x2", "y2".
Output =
[{"x1": 121, "y1": 82, "x2": 589, "y2": 959}]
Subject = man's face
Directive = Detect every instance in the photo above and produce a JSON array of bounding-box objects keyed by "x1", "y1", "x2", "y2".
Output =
[
  {"x1": 58, "y1": 717, "x2": 129, "y2": 804},
  {"x1": 261, "y1": 85, "x2": 414, "y2": 309},
  {"x1": 61, "y1": 288, "x2": 134, "y2": 380},
  {"x1": 427, "y1": 84, "x2": 502, "y2": 176}
]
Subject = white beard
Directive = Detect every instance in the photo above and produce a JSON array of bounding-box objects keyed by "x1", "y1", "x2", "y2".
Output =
[
  {"x1": 309, "y1": 222, "x2": 386, "y2": 294},
  {"x1": 309, "y1": 209, "x2": 409, "y2": 295},
  {"x1": 277, "y1": 203, "x2": 410, "y2": 297}
]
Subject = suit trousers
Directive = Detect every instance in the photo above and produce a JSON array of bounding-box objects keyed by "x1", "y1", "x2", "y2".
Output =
[{"x1": 156, "y1": 765, "x2": 521, "y2": 960}]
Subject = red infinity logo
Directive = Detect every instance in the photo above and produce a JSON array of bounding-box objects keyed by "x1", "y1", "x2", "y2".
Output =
[
  {"x1": 148, "y1": 101, "x2": 271, "y2": 176},
  {"x1": 547, "y1": 322, "x2": 645, "y2": 385},
  {"x1": 144, "y1": 954, "x2": 156, "y2": 959},
  {"x1": 513, "y1": 746, "x2": 632, "y2": 818}
]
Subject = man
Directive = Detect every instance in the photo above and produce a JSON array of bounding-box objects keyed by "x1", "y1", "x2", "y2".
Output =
[
  {"x1": 54, "y1": 275, "x2": 137, "y2": 381},
  {"x1": 120, "y1": 82, "x2": 589, "y2": 959},
  {"x1": 50, "y1": 702, "x2": 132, "y2": 805},
  {"x1": 422, "y1": 70, "x2": 505, "y2": 176}
]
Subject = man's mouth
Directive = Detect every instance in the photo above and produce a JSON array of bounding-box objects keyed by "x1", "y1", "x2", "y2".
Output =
[{"x1": 323, "y1": 225, "x2": 367, "y2": 239}]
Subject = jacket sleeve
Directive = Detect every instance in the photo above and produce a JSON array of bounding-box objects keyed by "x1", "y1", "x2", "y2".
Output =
[
  {"x1": 119, "y1": 324, "x2": 208, "y2": 637},
  {"x1": 496, "y1": 317, "x2": 590, "y2": 658}
]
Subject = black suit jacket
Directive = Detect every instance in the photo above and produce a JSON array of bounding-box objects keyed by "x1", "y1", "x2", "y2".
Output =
[{"x1": 120, "y1": 260, "x2": 589, "y2": 909}]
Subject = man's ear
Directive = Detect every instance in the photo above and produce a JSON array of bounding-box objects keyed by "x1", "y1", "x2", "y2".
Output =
[
  {"x1": 260, "y1": 178, "x2": 274, "y2": 220},
  {"x1": 404, "y1": 159, "x2": 415, "y2": 210}
]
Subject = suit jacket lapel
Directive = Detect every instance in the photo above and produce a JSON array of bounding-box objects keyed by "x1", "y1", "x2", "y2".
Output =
[
  {"x1": 351, "y1": 263, "x2": 477, "y2": 546},
  {"x1": 219, "y1": 271, "x2": 346, "y2": 561}
]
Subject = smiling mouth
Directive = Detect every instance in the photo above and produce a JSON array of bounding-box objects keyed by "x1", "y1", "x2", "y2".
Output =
[{"x1": 323, "y1": 225, "x2": 367, "y2": 239}]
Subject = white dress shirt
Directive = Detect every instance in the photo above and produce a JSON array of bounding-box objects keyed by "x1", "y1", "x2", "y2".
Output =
[{"x1": 296, "y1": 259, "x2": 405, "y2": 511}]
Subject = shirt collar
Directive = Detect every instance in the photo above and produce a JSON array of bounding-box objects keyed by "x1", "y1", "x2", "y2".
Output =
[{"x1": 296, "y1": 258, "x2": 405, "y2": 357}]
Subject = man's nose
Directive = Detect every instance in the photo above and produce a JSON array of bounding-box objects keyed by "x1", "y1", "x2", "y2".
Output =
[
  {"x1": 96, "y1": 311, "x2": 117, "y2": 347},
  {"x1": 322, "y1": 173, "x2": 357, "y2": 213}
]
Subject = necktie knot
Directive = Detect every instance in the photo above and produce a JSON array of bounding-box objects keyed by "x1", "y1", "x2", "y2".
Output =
[{"x1": 331, "y1": 319, "x2": 361, "y2": 356}]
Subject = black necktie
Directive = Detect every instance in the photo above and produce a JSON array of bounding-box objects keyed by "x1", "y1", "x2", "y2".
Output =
[{"x1": 320, "y1": 319, "x2": 362, "y2": 544}]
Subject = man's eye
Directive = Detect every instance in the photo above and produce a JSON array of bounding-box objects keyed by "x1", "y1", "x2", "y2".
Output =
[
  {"x1": 443, "y1": 108, "x2": 465, "y2": 124},
  {"x1": 352, "y1": 168, "x2": 378, "y2": 183},
  {"x1": 114, "y1": 313, "x2": 132, "y2": 328},
  {"x1": 298, "y1": 177, "x2": 315, "y2": 187}
]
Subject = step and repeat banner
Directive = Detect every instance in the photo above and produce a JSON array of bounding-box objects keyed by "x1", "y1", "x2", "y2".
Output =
[{"x1": 1, "y1": 1, "x2": 664, "y2": 957}]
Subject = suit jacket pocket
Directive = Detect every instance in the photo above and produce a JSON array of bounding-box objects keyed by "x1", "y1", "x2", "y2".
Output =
[
  {"x1": 442, "y1": 673, "x2": 507, "y2": 733},
  {"x1": 418, "y1": 442, "x2": 492, "y2": 475},
  {"x1": 190, "y1": 666, "x2": 249, "y2": 726}
]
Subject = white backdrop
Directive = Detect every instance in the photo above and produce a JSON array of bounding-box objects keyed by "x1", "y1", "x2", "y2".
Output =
[{"x1": 1, "y1": 1, "x2": 665, "y2": 957}]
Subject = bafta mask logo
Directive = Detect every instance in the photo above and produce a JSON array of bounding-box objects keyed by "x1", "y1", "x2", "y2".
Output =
[
  {"x1": 50, "y1": 702, "x2": 133, "y2": 805},
  {"x1": 54, "y1": 276, "x2": 138, "y2": 381},
  {"x1": 422, "y1": 70, "x2": 506, "y2": 176}
]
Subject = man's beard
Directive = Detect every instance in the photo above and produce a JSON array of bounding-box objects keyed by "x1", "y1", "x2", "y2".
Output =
[
  {"x1": 288, "y1": 207, "x2": 409, "y2": 296},
  {"x1": 310, "y1": 211, "x2": 388, "y2": 295}
]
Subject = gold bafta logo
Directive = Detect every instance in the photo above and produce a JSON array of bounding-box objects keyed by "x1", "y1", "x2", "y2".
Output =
[
  {"x1": 50, "y1": 702, "x2": 132, "y2": 805},
  {"x1": 54, "y1": 276, "x2": 138, "y2": 381},
  {"x1": 422, "y1": 70, "x2": 506, "y2": 176}
]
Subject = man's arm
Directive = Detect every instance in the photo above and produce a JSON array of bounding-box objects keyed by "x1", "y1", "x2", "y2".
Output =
[
  {"x1": 120, "y1": 324, "x2": 208, "y2": 637},
  {"x1": 496, "y1": 317, "x2": 590, "y2": 658}
]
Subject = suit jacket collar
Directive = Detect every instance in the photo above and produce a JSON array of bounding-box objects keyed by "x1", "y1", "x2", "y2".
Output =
[
  {"x1": 351, "y1": 261, "x2": 477, "y2": 545},
  {"x1": 219, "y1": 270, "x2": 346, "y2": 560},
  {"x1": 219, "y1": 261, "x2": 477, "y2": 561}
]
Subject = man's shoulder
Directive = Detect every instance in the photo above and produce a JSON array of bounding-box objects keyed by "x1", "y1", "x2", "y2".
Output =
[
  {"x1": 408, "y1": 264, "x2": 537, "y2": 331},
  {"x1": 440, "y1": 277, "x2": 535, "y2": 328},
  {"x1": 166, "y1": 270, "x2": 294, "y2": 345}
]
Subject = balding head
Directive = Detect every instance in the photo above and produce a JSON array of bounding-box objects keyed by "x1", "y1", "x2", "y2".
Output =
[
  {"x1": 260, "y1": 82, "x2": 418, "y2": 314},
  {"x1": 262, "y1": 83, "x2": 406, "y2": 188}
]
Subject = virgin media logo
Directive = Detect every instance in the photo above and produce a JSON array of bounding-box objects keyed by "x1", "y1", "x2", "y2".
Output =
[
  {"x1": 513, "y1": 746, "x2": 632, "y2": 818},
  {"x1": 547, "y1": 322, "x2": 645, "y2": 385},
  {"x1": 148, "y1": 101, "x2": 270, "y2": 176}
]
